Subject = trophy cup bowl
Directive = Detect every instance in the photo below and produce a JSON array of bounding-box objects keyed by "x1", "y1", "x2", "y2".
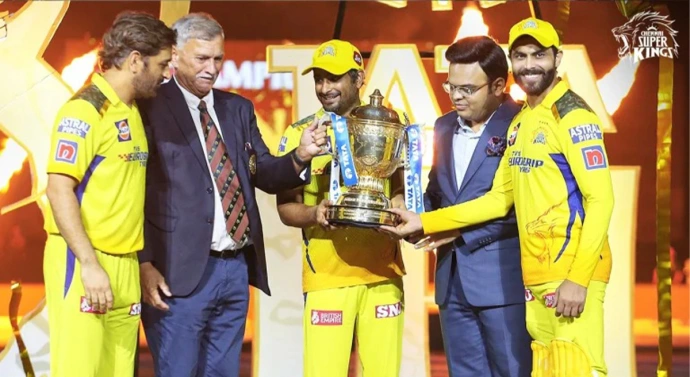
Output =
[{"x1": 325, "y1": 89, "x2": 406, "y2": 227}]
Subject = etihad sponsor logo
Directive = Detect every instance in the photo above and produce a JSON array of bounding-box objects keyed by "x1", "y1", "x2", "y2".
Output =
[
  {"x1": 375, "y1": 302, "x2": 403, "y2": 319},
  {"x1": 310, "y1": 310, "x2": 343, "y2": 325}
]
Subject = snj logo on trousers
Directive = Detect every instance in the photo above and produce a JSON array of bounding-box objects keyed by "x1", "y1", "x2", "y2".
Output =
[
  {"x1": 375, "y1": 302, "x2": 402, "y2": 319},
  {"x1": 79, "y1": 296, "x2": 106, "y2": 314},
  {"x1": 544, "y1": 293, "x2": 556, "y2": 308},
  {"x1": 311, "y1": 310, "x2": 343, "y2": 325}
]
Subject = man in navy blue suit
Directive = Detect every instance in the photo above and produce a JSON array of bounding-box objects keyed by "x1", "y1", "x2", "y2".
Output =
[
  {"x1": 137, "y1": 13, "x2": 326, "y2": 377},
  {"x1": 420, "y1": 36, "x2": 532, "y2": 377}
]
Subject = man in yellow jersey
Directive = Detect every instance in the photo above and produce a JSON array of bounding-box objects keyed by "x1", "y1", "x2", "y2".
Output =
[
  {"x1": 276, "y1": 40, "x2": 406, "y2": 377},
  {"x1": 42, "y1": 12, "x2": 175, "y2": 377},
  {"x1": 382, "y1": 18, "x2": 614, "y2": 377}
]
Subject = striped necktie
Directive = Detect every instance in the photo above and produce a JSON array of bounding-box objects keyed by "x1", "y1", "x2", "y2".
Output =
[{"x1": 198, "y1": 100, "x2": 249, "y2": 244}]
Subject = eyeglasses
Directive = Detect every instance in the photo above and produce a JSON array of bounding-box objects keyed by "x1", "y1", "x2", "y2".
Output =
[{"x1": 442, "y1": 81, "x2": 489, "y2": 97}]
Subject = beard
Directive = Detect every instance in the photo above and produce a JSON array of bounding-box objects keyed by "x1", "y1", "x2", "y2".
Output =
[
  {"x1": 133, "y1": 70, "x2": 161, "y2": 99},
  {"x1": 320, "y1": 89, "x2": 359, "y2": 115},
  {"x1": 514, "y1": 66, "x2": 556, "y2": 96}
]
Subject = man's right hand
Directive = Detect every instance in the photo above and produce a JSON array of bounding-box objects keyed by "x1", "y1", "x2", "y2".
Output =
[
  {"x1": 140, "y1": 262, "x2": 172, "y2": 311},
  {"x1": 80, "y1": 259, "x2": 113, "y2": 313},
  {"x1": 313, "y1": 199, "x2": 338, "y2": 230}
]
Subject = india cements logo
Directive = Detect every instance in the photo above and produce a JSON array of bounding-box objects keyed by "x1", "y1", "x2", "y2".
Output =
[{"x1": 612, "y1": 10, "x2": 679, "y2": 62}]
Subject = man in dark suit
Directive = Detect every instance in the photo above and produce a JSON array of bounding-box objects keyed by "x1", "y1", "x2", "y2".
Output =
[
  {"x1": 420, "y1": 36, "x2": 532, "y2": 377},
  {"x1": 138, "y1": 13, "x2": 327, "y2": 377}
]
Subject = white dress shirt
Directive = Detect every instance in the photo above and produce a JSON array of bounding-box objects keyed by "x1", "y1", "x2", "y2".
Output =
[
  {"x1": 175, "y1": 77, "x2": 251, "y2": 251},
  {"x1": 452, "y1": 110, "x2": 497, "y2": 190}
]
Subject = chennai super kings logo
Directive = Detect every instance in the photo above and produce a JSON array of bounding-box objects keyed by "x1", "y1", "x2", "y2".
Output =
[{"x1": 611, "y1": 10, "x2": 679, "y2": 62}]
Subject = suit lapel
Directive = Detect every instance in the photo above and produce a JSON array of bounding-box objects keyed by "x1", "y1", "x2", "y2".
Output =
[
  {"x1": 456, "y1": 99, "x2": 517, "y2": 198},
  {"x1": 438, "y1": 123, "x2": 459, "y2": 199},
  {"x1": 213, "y1": 93, "x2": 241, "y2": 166},
  {"x1": 163, "y1": 81, "x2": 207, "y2": 171}
]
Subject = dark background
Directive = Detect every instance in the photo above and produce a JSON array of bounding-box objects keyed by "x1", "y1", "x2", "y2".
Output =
[{"x1": 0, "y1": 0, "x2": 687, "y2": 284}]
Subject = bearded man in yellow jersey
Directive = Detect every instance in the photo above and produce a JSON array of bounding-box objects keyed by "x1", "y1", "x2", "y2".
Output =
[
  {"x1": 42, "y1": 12, "x2": 175, "y2": 377},
  {"x1": 276, "y1": 40, "x2": 406, "y2": 377},
  {"x1": 382, "y1": 18, "x2": 614, "y2": 377}
]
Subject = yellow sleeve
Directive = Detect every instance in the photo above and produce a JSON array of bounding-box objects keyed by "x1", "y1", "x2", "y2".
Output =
[
  {"x1": 46, "y1": 100, "x2": 102, "y2": 182},
  {"x1": 419, "y1": 149, "x2": 514, "y2": 234},
  {"x1": 557, "y1": 109, "x2": 614, "y2": 287},
  {"x1": 276, "y1": 120, "x2": 304, "y2": 158}
]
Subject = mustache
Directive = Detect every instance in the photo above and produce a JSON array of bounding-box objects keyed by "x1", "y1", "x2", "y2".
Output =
[
  {"x1": 319, "y1": 91, "x2": 340, "y2": 98},
  {"x1": 518, "y1": 68, "x2": 546, "y2": 76}
]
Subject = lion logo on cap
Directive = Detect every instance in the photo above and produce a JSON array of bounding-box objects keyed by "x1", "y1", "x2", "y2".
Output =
[{"x1": 319, "y1": 45, "x2": 336, "y2": 57}]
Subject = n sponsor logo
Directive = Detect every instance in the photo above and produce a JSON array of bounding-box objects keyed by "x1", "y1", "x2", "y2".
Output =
[
  {"x1": 55, "y1": 139, "x2": 78, "y2": 164},
  {"x1": 582, "y1": 145, "x2": 607, "y2": 170}
]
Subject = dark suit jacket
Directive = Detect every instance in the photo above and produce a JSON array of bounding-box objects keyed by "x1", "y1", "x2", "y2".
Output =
[
  {"x1": 139, "y1": 80, "x2": 307, "y2": 296},
  {"x1": 425, "y1": 97, "x2": 524, "y2": 308}
]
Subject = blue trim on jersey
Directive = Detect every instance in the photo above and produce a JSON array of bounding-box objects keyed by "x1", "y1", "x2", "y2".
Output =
[
  {"x1": 549, "y1": 154, "x2": 585, "y2": 263},
  {"x1": 64, "y1": 155, "x2": 105, "y2": 298}
]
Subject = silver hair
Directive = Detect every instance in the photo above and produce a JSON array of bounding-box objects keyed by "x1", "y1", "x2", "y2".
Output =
[{"x1": 171, "y1": 12, "x2": 224, "y2": 47}]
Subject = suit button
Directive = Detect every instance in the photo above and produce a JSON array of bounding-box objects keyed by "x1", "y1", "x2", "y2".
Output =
[
  {"x1": 206, "y1": 218, "x2": 213, "y2": 224},
  {"x1": 207, "y1": 187, "x2": 213, "y2": 194}
]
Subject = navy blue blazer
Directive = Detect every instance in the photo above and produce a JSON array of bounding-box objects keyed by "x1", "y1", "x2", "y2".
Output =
[
  {"x1": 138, "y1": 80, "x2": 307, "y2": 296},
  {"x1": 425, "y1": 97, "x2": 524, "y2": 307}
]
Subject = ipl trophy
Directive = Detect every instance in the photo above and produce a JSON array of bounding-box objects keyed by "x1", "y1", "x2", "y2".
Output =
[{"x1": 326, "y1": 89, "x2": 424, "y2": 227}]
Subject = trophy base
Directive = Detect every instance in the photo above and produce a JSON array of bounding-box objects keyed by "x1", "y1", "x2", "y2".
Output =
[{"x1": 326, "y1": 205, "x2": 399, "y2": 227}]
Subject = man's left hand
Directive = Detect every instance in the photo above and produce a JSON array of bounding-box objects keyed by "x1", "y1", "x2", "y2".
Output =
[{"x1": 554, "y1": 279, "x2": 587, "y2": 318}]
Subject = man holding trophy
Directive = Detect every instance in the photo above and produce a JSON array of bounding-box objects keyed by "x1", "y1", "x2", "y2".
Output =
[{"x1": 276, "y1": 39, "x2": 424, "y2": 377}]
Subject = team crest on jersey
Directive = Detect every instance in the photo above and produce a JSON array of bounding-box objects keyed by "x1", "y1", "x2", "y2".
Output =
[
  {"x1": 115, "y1": 119, "x2": 131, "y2": 142},
  {"x1": 582, "y1": 145, "x2": 608, "y2": 170},
  {"x1": 79, "y1": 296, "x2": 106, "y2": 314},
  {"x1": 375, "y1": 302, "x2": 403, "y2": 319},
  {"x1": 311, "y1": 309, "x2": 343, "y2": 325},
  {"x1": 55, "y1": 139, "x2": 78, "y2": 164},
  {"x1": 129, "y1": 303, "x2": 141, "y2": 316},
  {"x1": 508, "y1": 123, "x2": 520, "y2": 146},
  {"x1": 532, "y1": 127, "x2": 547, "y2": 144}
]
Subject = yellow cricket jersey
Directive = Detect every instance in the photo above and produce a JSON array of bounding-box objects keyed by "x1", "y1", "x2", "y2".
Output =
[
  {"x1": 278, "y1": 107, "x2": 405, "y2": 293},
  {"x1": 44, "y1": 73, "x2": 148, "y2": 254},
  {"x1": 421, "y1": 80, "x2": 613, "y2": 288}
]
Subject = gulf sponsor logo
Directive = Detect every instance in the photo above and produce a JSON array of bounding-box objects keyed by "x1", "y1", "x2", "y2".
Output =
[
  {"x1": 311, "y1": 309, "x2": 343, "y2": 325},
  {"x1": 115, "y1": 119, "x2": 131, "y2": 142}
]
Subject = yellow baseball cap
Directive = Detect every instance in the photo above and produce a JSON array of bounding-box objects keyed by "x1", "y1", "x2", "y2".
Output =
[
  {"x1": 508, "y1": 17, "x2": 561, "y2": 50},
  {"x1": 301, "y1": 39, "x2": 364, "y2": 76}
]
